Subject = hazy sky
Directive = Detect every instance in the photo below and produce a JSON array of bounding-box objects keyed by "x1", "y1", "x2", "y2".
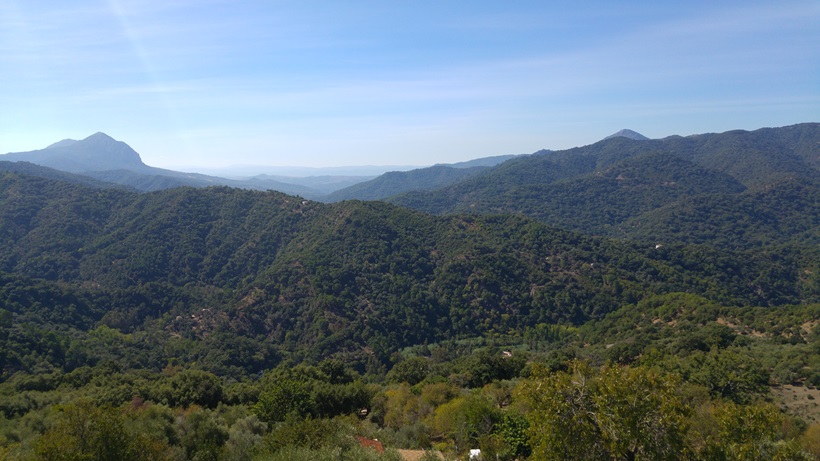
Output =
[{"x1": 2, "y1": 1, "x2": 818, "y2": 169}]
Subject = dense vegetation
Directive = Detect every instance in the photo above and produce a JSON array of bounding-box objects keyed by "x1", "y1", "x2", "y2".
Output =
[
  {"x1": 325, "y1": 165, "x2": 491, "y2": 202},
  {"x1": 390, "y1": 123, "x2": 820, "y2": 247},
  {"x1": 0, "y1": 123, "x2": 818, "y2": 459},
  {"x1": 2, "y1": 291, "x2": 817, "y2": 459},
  {"x1": 1, "y1": 171, "x2": 816, "y2": 377}
]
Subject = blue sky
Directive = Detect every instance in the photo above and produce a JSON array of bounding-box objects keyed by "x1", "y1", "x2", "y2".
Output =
[{"x1": 1, "y1": 1, "x2": 818, "y2": 169}]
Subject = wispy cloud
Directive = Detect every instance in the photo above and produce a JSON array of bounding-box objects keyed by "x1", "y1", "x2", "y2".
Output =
[{"x1": 2, "y1": 1, "x2": 818, "y2": 166}]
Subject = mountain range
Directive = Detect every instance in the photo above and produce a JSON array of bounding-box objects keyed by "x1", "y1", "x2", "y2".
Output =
[
  {"x1": 385, "y1": 124, "x2": 819, "y2": 247},
  {"x1": 1, "y1": 123, "x2": 818, "y2": 374},
  {"x1": 3, "y1": 125, "x2": 818, "y2": 252},
  {"x1": 1, "y1": 133, "x2": 362, "y2": 197},
  {"x1": 2, "y1": 122, "x2": 819, "y2": 461},
  {"x1": 1, "y1": 168, "x2": 815, "y2": 375},
  {"x1": 0, "y1": 132, "x2": 588, "y2": 200},
  {"x1": 0, "y1": 133, "x2": 517, "y2": 198}
]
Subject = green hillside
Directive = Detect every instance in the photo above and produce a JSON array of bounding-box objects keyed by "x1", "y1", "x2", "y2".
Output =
[
  {"x1": 1, "y1": 171, "x2": 815, "y2": 380},
  {"x1": 620, "y1": 177, "x2": 820, "y2": 249},
  {"x1": 390, "y1": 124, "x2": 820, "y2": 248},
  {"x1": 395, "y1": 152, "x2": 747, "y2": 234},
  {"x1": 0, "y1": 125, "x2": 818, "y2": 460},
  {"x1": 325, "y1": 165, "x2": 491, "y2": 202}
]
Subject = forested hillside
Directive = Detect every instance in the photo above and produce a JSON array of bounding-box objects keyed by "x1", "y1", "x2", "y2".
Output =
[
  {"x1": 325, "y1": 165, "x2": 490, "y2": 202},
  {"x1": 3, "y1": 171, "x2": 814, "y2": 379},
  {"x1": 389, "y1": 123, "x2": 820, "y2": 248},
  {"x1": 1, "y1": 125, "x2": 818, "y2": 460}
]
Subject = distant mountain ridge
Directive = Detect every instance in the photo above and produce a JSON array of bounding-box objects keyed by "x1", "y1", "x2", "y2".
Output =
[
  {"x1": 388, "y1": 123, "x2": 820, "y2": 248},
  {"x1": 324, "y1": 154, "x2": 522, "y2": 201},
  {"x1": 445, "y1": 154, "x2": 521, "y2": 168},
  {"x1": 0, "y1": 160, "x2": 132, "y2": 190},
  {"x1": 1, "y1": 133, "x2": 525, "y2": 200},
  {"x1": 4, "y1": 123, "x2": 818, "y2": 217},
  {"x1": 325, "y1": 165, "x2": 492, "y2": 202},
  {"x1": 1, "y1": 133, "x2": 362, "y2": 197}
]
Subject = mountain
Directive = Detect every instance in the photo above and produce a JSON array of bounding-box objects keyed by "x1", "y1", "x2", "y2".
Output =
[
  {"x1": 603, "y1": 129, "x2": 650, "y2": 141},
  {"x1": 7, "y1": 134, "x2": 520, "y2": 198},
  {"x1": 1, "y1": 169, "x2": 814, "y2": 376},
  {"x1": 6, "y1": 124, "x2": 816, "y2": 246},
  {"x1": 323, "y1": 155, "x2": 520, "y2": 202},
  {"x1": 445, "y1": 154, "x2": 520, "y2": 168},
  {"x1": 324, "y1": 165, "x2": 492, "y2": 202},
  {"x1": 181, "y1": 164, "x2": 420, "y2": 177},
  {"x1": 0, "y1": 160, "x2": 132, "y2": 190},
  {"x1": 1, "y1": 128, "x2": 817, "y2": 460},
  {"x1": 3, "y1": 132, "x2": 147, "y2": 173},
  {"x1": 1, "y1": 133, "x2": 344, "y2": 196},
  {"x1": 245, "y1": 174, "x2": 375, "y2": 195},
  {"x1": 389, "y1": 123, "x2": 820, "y2": 248},
  {"x1": 84, "y1": 167, "x2": 322, "y2": 196},
  {"x1": 620, "y1": 177, "x2": 820, "y2": 250}
]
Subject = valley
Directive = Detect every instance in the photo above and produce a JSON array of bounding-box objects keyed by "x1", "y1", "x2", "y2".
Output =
[{"x1": 0, "y1": 124, "x2": 818, "y2": 460}]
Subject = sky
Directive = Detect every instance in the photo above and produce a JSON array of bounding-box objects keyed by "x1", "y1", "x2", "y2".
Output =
[{"x1": 1, "y1": 1, "x2": 818, "y2": 170}]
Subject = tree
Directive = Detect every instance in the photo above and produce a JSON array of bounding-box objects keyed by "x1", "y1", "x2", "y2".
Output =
[
  {"x1": 166, "y1": 369, "x2": 224, "y2": 408},
  {"x1": 387, "y1": 356, "x2": 430, "y2": 385},
  {"x1": 683, "y1": 350, "x2": 769, "y2": 404},
  {"x1": 694, "y1": 401, "x2": 814, "y2": 461},
  {"x1": 31, "y1": 400, "x2": 170, "y2": 461},
  {"x1": 175, "y1": 407, "x2": 229, "y2": 461},
  {"x1": 518, "y1": 361, "x2": 688, "y2": 461},
  {"x1": 254, "y1": 378, "x2": 312, "y2": 423},
  {"x1": 429, "y1": 393, "x2": 498, "y2": 450},
  {"x1": 222, "y1": 415, "x2": 267, "y2": 461}
]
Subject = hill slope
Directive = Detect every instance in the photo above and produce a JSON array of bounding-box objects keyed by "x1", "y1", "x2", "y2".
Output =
[
  {"x1": 1, "y1": 133, "x2": 341, "y2": 196},
  {"x1": 389, "y1": 123, "x2": 820, "y2": 247},
  {"x1": 325, "y1": 165, "x2": 491, "y2": 202},
  {"x1": 1, "y1": 171, "x2": 815, "y2": 376},
  {"x1": 324, "y1": 154, "x2": 521, "y2": 202}
]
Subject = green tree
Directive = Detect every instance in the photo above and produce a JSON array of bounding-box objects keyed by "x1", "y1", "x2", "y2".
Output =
[
  {"x1": 222, "y1": 415, "x2": 267, "y2": 461},
  {"x1": 682, "y1": 350, "x2": 769, "y2": 404},
  {"x1": 254, "y1": 378, "x2": 312, "y2": 423},
  {"x1": 387, "y1": 356, "x2": 430, "y2": 385},
  {"x1": 495, "y1": 412, "x2": 531, "y2": 460},
  {"x1": 695, "y1": 401, "x2": 813, "y2": 461},
  {"x1": 31, "y1": 400, "x2": 168, "y2": 461},
  {"x1": 518, "y1": 361, "x2": 688, "y2": 461},
  {"x1": 165, "y1": 369, "x2": 224, "y2": 408},
  {"x1": 176, "y1": 407, "x2": 229, "y2": 461},
  {"x1": 429, "y1": 393, "x2": 498, "y2": 450}
]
